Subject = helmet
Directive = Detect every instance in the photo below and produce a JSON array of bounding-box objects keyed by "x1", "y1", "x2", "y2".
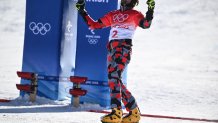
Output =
[{"x1": 121, "y1": 0, "x2": 139, "y2": 8}]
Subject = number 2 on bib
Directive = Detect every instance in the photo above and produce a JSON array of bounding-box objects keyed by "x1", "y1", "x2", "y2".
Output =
[{"x1": 112, "y1": 30, "x2": 118, "y2": 38}]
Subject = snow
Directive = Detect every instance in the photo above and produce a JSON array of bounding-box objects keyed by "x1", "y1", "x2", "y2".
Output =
[{"x1": 0, "y1": 0, "x2": 218, "y2": 123}]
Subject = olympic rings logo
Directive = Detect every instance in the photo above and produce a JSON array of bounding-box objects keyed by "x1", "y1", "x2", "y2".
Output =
[
  {"x1": 88, "y1": 38, "x2": 98, "y2": 44},
  {"x1": 113, "y1": 13, "x2": 129, "y2": 23},
  {"x1": 29, "y1": 22, "x2": 51, "y2": 35}
]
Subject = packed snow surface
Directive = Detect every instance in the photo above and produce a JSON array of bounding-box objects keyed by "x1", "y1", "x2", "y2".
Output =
[{"x1": 0, "y1": 0, "x2": 218, "y2": 122}]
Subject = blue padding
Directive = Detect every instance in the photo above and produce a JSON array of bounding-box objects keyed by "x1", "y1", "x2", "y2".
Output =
[{"x1": 21, "y1": 0, "x2": 64, "y2": 99}]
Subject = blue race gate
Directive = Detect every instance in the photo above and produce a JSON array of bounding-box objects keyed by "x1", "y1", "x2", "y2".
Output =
[
  {"x1": 20, "y1": 0, "x2": 127, "y2": 107},
  {"x1": 21, "y1": 0, "x2": 64, "y2": 99}
]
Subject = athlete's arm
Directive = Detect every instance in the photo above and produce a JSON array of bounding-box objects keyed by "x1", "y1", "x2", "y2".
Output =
[
  {"x1": 139, "y1": 0, "x2": 155, "y2": 29},
  {"x1": 139, "y1": 10, "x2": 153, "y2": 29},
  {"x1": 76, "y1": 0, "x2": 106, "y2": 30},
  {"x1": 81, "y1": 12, "x2": 106, "y2": 30}
]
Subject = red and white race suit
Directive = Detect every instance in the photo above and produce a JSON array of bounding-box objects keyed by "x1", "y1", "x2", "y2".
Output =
[{"x1": 84, "y1": 9, "x2": 151, "y2": 41}]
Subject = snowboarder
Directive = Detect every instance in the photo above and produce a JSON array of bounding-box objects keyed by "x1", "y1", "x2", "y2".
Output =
[{"x1": 76, "y1": 0, "x2": 155, "y2": 122}]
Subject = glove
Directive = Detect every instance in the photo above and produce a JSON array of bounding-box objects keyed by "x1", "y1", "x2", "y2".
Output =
[
  {"x1": 76, "y1": 0, "x2": 85, "y2": 12},
  {"x1": 146, "y1": 0, "x2": 155, "y2": 11}
]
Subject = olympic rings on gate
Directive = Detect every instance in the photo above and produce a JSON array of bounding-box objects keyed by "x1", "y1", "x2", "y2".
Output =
[
  {"x1": 113, "y1": 13, "x2": 129, "y2": 23},
  {"x1": 88, "y1": 38, "x2": 98, "y2": 44},
  {"x1": 29, "y1": 22, "x2": 51, "y2": 35}
]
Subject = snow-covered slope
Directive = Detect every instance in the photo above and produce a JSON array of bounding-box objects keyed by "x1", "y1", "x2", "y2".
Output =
[{"x1": 0, "y1": 0, "x2": 218, "y2": 122}]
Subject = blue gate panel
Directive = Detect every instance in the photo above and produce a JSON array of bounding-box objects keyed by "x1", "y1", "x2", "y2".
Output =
[{"x1": 21, "y1": 0, "x2": 64, "y2": 99}]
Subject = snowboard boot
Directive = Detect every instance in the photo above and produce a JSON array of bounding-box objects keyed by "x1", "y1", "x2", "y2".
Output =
[
  {"x1": 101, "y1": 108, "x2": 123, "y2": 123},
  {"x1": 122, "y1": 107, "x2": 141, "y2": 123}
]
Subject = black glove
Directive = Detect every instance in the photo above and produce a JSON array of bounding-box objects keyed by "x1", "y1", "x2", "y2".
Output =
[{"x1": 76, "y1": 0, "x2": 85, "y2": 12}]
